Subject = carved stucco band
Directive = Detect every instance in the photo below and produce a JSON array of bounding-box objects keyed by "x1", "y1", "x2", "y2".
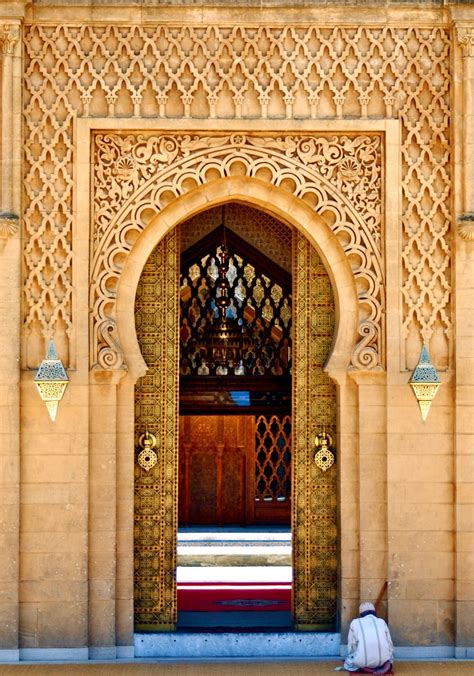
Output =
[{"x1": 90, "y1": 132, "x2": 384, "y2": 372}]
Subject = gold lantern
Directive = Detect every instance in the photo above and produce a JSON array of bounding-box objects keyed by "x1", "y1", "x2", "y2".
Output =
[
  {"x1": 409, "y1": 343, "x2": 441, "y2": 422},
  {"x1": 34, "y1": 341, "x2": 69, "y2": 422},
  {"x1": 202, "y1": 232, "x2": 247, "y2": 375}
]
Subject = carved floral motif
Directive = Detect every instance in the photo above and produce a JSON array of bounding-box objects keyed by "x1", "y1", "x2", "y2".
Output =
[
  {"x1": 457, "y1": 26, "x2": 474, "y2": 57},
  {"x1": 94, "y1": 133, "x2": 381, "y2": 248},
  {"x1": 0, "y1": 214, "x2": 19, "y2": 240},
  {"x1": 457, "y1": 214, "x2": 474, "y2": 241}
]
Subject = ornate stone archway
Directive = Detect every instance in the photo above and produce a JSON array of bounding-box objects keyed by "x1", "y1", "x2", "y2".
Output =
[
  {"x1": 132, "y1": 204, "x2": 341, "y2": 631},
  {"x1": 88, "y1": 131, "x2": 384, "y2": 632},
  {"x1": 91, "y1": 132, "x2": 384, "y2": 374}
]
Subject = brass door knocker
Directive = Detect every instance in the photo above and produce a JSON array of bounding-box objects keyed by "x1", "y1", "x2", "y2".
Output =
[
  {"x1": 137, "y1": 429, "x2": 158, "y2": 471},
  {"x1": 314, "y1": 427, "x2": 335, "y2": 472}
]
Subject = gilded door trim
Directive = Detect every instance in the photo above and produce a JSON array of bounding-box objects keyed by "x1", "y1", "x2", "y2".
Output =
[
  {"x1": 292, "y1": 230, "x2": 338, "y2": 630},
  {"x1": 134, "y1": 228, "x2": 180, "y2": 631}
]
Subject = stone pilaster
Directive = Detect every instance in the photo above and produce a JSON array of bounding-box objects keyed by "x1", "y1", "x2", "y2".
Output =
[
  {"x1": 453, "y1": 23, "x2": 474, "y2": 658},
  {"x1": 88, "y1": 370, "x2": 126, "y2": 659},
  {"x1": 456, "y1": 26, "x2": 474, "y2": 241},
  {"x1": 348, "y1": 372, "x2": 388, "y2": 619},
  {"x1": 0, "y1": 19, "x2": 21, "y2": 657}
]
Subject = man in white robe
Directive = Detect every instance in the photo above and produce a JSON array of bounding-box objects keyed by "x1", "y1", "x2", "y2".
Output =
[{"x1": 343, "y1": 602, "x2": 394, "y2": 673}]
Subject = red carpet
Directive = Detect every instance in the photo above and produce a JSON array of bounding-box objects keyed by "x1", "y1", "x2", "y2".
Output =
[{"x1": 178, "y1": 582, "x2": 291, "y2": 612}]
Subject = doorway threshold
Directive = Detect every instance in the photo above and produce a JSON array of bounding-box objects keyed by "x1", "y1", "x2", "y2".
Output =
[{"x1": 134, "y1": 631, "x2": 341, "y2": 659}]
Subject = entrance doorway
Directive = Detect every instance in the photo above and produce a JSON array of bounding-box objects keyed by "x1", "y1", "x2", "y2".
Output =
[
  {"x1": 133, "y1": 202, "x2": 338, "y2": 633},
  {"x1": 176, "y1": 206, "x2": 293, "y2": 629}
]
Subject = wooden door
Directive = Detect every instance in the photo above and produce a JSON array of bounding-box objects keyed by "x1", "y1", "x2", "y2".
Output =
[
  {"x1": 179, "y1": 414, "x2": 291, "y2": 526},
  {"x1": 179, "y1": 415, "x2": 254, "y2": 525}
]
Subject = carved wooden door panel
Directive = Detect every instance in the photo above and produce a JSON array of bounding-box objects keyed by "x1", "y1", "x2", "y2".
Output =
[
  {"x1": 179, "y1": 414, "x2": 292, "y2": 525},
  {"x1": 179, "y1": 415, "x2": 253, "y2": 526}
]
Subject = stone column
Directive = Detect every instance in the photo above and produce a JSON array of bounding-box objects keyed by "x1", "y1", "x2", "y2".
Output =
[
  {"x1": 115, "y1": 377, "x2": 137, "y2": 658},
  {"x1": 349, "y1": 372, "x2": 388, "y2": 619},
  {"x1": 454, "y1": 24, "x2": 474, "y2": 658},
  {"x1": 0, "y1": 20, "x2": 21, "y2": 660},
  {"x1": 456, "y1": 26, "x2": 474, "y2": 240},
  {"x1": 329, "y1": 371, "x2": 359, "y2": 637},
  {"x1": 88, "y1": 370, "x2": 126, "y2": 659}
]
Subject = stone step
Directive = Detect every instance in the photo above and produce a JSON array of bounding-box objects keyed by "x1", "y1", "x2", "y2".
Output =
[
  {"x1": 177, "y1": 566, "x2": 292, "y2": 583},
  {"x1": 177, "y1": 545, "x2": 291, "y2": 567},
  {"x1": 178, "y1": 528, "x2": 291, "y2": 542},
  {"x1": 135, "y1": 631, "x2": 341, "y2": 658},
  {"x1": 177, "y1": 528, "x2": 292, "y2": 567}
]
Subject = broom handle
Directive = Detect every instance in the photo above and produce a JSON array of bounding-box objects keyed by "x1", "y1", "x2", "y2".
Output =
[{"x1": 374, "y1": 581, "x2": 388, "y2": 615}]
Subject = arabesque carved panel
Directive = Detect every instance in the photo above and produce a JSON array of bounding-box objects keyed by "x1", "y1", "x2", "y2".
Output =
[
  {"x1": 90, "y1": 132, "x2": 384, "y2": 371},
  {"x1": 23, "y1": 24, "x2": 452, "y2": 369}
]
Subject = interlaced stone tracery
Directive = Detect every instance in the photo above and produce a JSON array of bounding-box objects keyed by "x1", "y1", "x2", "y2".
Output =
[
  {"x1": 23, "y1": 24, "x2": 452, "y2": 370},
  {"x1": 20, "y1": 28, "x2": 453, "y2": 626}
]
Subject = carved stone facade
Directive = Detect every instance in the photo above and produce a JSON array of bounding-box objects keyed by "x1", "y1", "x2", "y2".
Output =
[
  {"x1": 23, "y1": 23, "x2": 451, "y2": 369},
  {"x1": 0, "y1": 0, "x2": 472, "y2": 664}
]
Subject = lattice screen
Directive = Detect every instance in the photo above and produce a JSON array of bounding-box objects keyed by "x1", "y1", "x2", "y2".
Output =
[
  {"x1": 255, "y1": 414, "x2": 291, "y2": 504},
  {"x1": 180, "y1": 228, "x2": 292, "y2": 377}
]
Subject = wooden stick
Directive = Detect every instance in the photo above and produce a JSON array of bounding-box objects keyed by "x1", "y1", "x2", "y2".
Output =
[{"x1": 374, "y1": 580, "x2": 388, "y2": 615}]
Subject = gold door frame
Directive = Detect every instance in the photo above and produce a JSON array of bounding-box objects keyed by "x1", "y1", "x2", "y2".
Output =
[
  {"x1": 134, "y1": 229, "x2": 180, "y2": 631},
  {"x1": 292, "y1": 230, "x2": 337, "y2": 630},
  {"x1": 133, "y1": 221, "x2": 337, "y2": 631}
]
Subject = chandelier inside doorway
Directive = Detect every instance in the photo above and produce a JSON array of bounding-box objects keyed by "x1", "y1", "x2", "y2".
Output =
[
  {"x1": 201, "y1": 214, "x2": 248, "y2": 375},
  {"x1": 179, "y1": 215, "x2": 292, "y2": 384}
]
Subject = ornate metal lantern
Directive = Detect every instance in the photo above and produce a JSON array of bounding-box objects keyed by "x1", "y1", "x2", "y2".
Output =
[
  {"x1": 409, "y1": 343, "x2": 441, "y2": 421},
  {"x1": 34, "y1": 340, "x2": 69, "y2": 421},
  {"x1": 204, "y1": 240, "x2": 247, "y2": 375}
]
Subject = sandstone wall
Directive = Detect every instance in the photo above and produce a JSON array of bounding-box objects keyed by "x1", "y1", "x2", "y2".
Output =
[{"x1": 0, "y1": 0, "x2": 472, "y2": 660}]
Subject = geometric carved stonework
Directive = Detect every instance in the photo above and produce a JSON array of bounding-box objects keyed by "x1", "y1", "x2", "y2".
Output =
[
  {"x1": 24, "y1": 25, "x2": 452, "y2": 370},
  {"x1": 91, "y1": 132, "x2": 384, "y2": 371}
]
